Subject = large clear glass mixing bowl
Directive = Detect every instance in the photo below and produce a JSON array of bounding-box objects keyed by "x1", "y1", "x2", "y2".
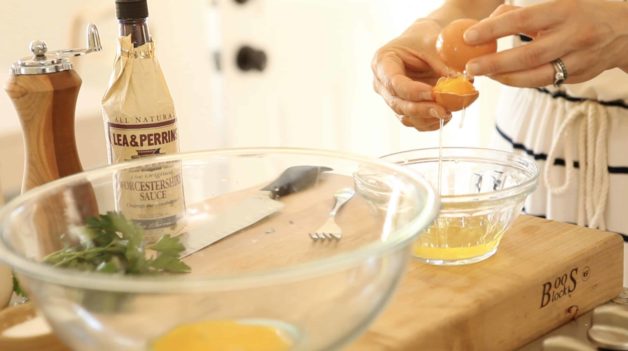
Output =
[{"x1": 0, "y1": 148, "x2": 438, "y2": 351}]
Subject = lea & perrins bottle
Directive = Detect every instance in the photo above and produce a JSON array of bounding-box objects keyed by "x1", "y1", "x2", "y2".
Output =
[{"x1": 102, "y1": 0, "x2": 185, "y2": 243}]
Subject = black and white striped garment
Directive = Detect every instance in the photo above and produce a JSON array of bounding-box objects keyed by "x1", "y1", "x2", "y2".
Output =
[
  {"x1": 505, "y1": 0, "x2": 628, "y2": 294},
  {"x1": 490, "y1": 79, "x2": 628, "y2": 243}
]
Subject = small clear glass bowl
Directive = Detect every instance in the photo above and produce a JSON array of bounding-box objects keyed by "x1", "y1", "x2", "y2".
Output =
[
  {"x1": 0, "y1": 148, "x2": 438, "y2": 351},
  {"x1": 356, "y1": 147, "x2": 538, "y2": 266}
]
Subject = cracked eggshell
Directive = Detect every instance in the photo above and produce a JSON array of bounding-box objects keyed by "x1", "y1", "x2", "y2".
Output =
[
  {"x1": 433, "y1": 90, "x2": 479, "y2": 112},
  {"x1": 436, "y1": 18, "x2": 498, "y2": 73}
]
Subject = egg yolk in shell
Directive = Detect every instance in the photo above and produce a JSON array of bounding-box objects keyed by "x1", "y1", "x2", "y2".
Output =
[
  {"x1": 151, "y1": 320, "x2": 293, "y2": 351},
  {"x1": 433, "y1": 75, "x2": 476, "y2": 96},
  {"x1": 432, "y1": 18, "x2": 495, "y2": 111},
  {"x1": 432, "y1": 75, "x2": 479, "y2": 112}
]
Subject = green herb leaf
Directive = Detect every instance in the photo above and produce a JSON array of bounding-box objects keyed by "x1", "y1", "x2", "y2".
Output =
[
  {"x1": 149, "y1": 254, "x2": 191, "y2": 273},
  {"x1": 12, "y1": 275, "x2": 27, "y2": 298},
  {"x1": 149, "y1": 235, "x2": 185, "y2": 256},
  {"x1": 107, "y1": 212, "x2": 143, "y2": 261},
  {"x1": 43, "y1": 212, "x2": 190, "y2": 276},
  {"x1": 96, "y1": 257, "x2": 123, "y2": 273},
  {"x1": 85, "y1": 215, "x2": 116, "y2": 247}
]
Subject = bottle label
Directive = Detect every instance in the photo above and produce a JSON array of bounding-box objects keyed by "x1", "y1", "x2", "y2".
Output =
[
  {"x1": 115, "y1": 160, "x2": 186, "y2": 243},
  {"x1": 102, "y1": 36, "x2": 186, "y2": 243},
  {"x1": 107, "y1": 117, "x2": 185, "y2": 243},
  {"x1": 107, "y1": 115, "x2": 178, "y2": 162}
]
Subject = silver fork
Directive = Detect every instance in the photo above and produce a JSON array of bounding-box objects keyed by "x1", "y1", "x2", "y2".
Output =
[{"x1": 309, "y1": 187, "x2": 355, "y2": 241}]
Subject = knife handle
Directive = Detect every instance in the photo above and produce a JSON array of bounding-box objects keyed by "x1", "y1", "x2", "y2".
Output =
[{"x1": 262, "y1": 165, "x2": 332, "y2": 198}]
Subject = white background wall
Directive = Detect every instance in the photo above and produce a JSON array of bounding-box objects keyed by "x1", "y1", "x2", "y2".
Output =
[{"x1": 0, "y1": 0, "x2": 500, "y2": 196}]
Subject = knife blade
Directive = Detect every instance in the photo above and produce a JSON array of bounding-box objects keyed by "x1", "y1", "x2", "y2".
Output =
[{"x1": 180, "y1": 165, "x2": 331, "y2": 257}]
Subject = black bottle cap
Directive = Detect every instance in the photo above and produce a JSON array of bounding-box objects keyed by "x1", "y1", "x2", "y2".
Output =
[{"x1": 116, "y1": 0, "x2": 149, "y2": 20}]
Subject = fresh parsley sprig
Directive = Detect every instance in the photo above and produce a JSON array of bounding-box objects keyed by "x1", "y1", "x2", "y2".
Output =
[
  {"x1": 44, "y1": 212, "x2": 190, "y2": 275},
  {"x1": 12, "y1": 275, "x2": 27, "y2": 298}
]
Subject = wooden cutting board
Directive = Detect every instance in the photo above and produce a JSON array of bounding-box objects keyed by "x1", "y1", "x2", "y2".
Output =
[
  {"x1": 180, "y1": 173, "x2": 623, "y2": 350},
  {"x1": 179, "y1": 173, "x2": 623, "y2": 350},
  {"x1": 347, "y1": 215, "x2": 624, "y2": 351}
]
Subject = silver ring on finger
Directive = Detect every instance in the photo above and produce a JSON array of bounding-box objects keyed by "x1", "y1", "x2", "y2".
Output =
[{"x1": 551, "y1": 58, "x2": 568, "y2": 88}]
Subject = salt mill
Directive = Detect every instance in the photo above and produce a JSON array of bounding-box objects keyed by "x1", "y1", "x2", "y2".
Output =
[{"x1": 5, "y1": 24, "x2": 102, "y2": 193}]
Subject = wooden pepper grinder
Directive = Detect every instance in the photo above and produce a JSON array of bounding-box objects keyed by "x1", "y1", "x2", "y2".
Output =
[
  {"x1": 0, "y1": 25, "x2": 103, "y2": 351},
  {"x1": 4, "y1": 24, "x2": 102, "y2": 255},
  {"x1": 5, "y1": 24, "x2": 101, "y2": 193}
]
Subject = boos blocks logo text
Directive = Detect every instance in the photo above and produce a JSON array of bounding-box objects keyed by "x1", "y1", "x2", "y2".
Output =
[{"x1": 539, "y1": 266, "x2": 590, "y2": 308}]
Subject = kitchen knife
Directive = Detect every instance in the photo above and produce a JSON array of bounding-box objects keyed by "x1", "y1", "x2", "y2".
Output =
[{"x1": 180, "y1": 165, "x2": 331, "y2": 257}]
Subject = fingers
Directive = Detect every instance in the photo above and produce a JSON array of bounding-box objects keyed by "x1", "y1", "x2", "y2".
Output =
[
  {"x1": 466, "y1": 36, "x2": 569, "y2": 76},
  {"x1": 488, "y1": 63, "x2": 554, "y2": 87},
  {"x1": 488, "y1": 4, "x2": 539, "y2": 39},
  {"x1": 374, "y1": 79, "x2": 450, "y2": 118},
  {"x1": 399, "y1": 113, "x2": 453, "y2": 132},
  {"x1": 463, "y1": 2, "x2": 561, "y2": 45},
  {"x1": 371, "y1": 44, "x2": 456, "y2": 131},
  {"x1": 372, "y1": 51, "x2": 440, "y2": 101},
  {"x1": 488, "y1": 50, "x2": 597, "y2": 87},
  {"x1": 464, "y1": 0, "x2": 615, "y2": 81},
  {"x1": 416, "y1": 49, "x2": 458, "y2": 78},
  {"x1": 488, "y1": 4, "x2": 520, "y2": 18},
  {"x1": 373, "y1": 78, "x2": 452, "y2": 131}
]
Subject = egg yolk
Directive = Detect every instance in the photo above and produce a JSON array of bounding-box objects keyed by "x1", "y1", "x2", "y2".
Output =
[
  {"x1": 433, "y1": 75, "x2": 476, "y2": 95},
  {"x1": 432, "y1": 75, "x2": 479, "y2": 111},
  {"x1": 151, "y1": 320, "x2": 293, "y2": 351}
]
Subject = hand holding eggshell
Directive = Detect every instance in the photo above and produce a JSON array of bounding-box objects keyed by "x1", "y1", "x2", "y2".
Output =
[
  {"x1": 371, "y1": 19, "x2": 455, "y2": 131},
  {"x1": 433, "y1": 19, "x2": 497, "y2": 111},
  {"x1": 461, "y1": 0, "x2": 628, "y2": 87},
  {"x1": 436, "y1": 18, "x2": 497, "y2": 73}
]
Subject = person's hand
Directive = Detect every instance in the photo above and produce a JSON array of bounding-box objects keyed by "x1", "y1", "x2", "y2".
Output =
[
  {"x1": 372, "y1": 19, "x2": 454, "y2": 131},
  {"x1": 463, "y1": 0, "x2": 628, "y2": 87}
]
